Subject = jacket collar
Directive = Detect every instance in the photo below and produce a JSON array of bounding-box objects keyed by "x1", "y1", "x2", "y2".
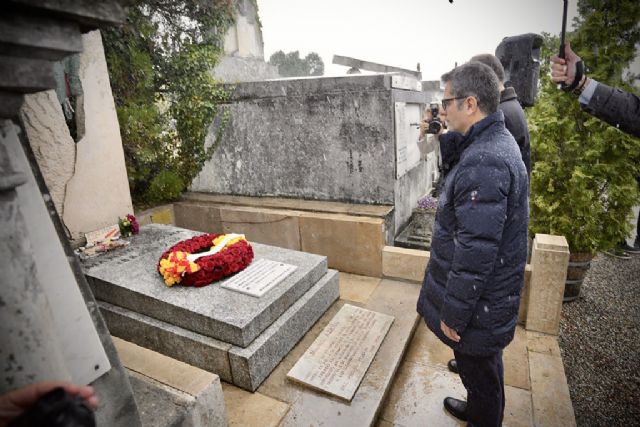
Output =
[
  {"x1": 439, "y1": 111, "x2": 505, "y2": 175},
  {"x1": 500, "y1": 86, "x2": 518, "y2": 103}
]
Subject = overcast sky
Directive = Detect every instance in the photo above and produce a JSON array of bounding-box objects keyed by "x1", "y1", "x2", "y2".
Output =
[{"x1": 257, "y1": 0, "x2": 579, "y2": 81}]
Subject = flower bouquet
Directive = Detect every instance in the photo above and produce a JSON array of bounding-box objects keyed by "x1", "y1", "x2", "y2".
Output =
[{"x1": 118, "y1": 214, "x2": 140, "y2": 237}]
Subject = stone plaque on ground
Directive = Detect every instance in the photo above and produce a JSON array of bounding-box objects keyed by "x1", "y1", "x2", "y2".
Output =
[
  {"x1": 221, "y1": 259, "x2": 297, "y2": 297},
  {"x1": 286, "y1": 304, "x2": 394, "y2": 401}
]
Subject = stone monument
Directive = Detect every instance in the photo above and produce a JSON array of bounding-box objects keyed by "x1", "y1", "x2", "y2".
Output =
[
  {"x1": 191, "y1": 73, "x2": 440, "y2": 238},
  {"x1": 83, "y1": 224, "x2": 340, "y2": 391}
]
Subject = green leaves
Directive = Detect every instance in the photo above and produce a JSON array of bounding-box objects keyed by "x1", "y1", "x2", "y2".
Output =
[
  {"x1": 103, "y1": 0, "x2": 234, "y2": 206},
  {"x1": 269, "y1": 50, "x2": 325, "y2": 77},
  {"x1": 528, "y1": 24, "x2": 640, "y2": 254}
]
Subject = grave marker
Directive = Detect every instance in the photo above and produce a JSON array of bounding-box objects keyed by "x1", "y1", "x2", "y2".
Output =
[{"x1": 287, "y1": 304, "x2": 394, "y2": 401}]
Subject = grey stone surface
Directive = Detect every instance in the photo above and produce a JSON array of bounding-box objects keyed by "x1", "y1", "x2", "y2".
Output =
[
  {"x1": 0, "y1": 121, "x2": 71, "y2": 392},
  {"x1": 393, "y1": 156, "x2": 430, "y2": 238},
  {"x1": 191, "y1": 73, "x2": 438, "y2": 241},
  {"x1": 192, "y1": 75, "x2": 397, "y2": 204},
  {"x1": 99, "y1": 301, "x2": 233, "y2": 383},
  {"x1": 128, "y1": 369, "x2": 228, "y2": 427},
  {"x1": 276, "y1": 279, "x2": 420, "y2": 427},
  {"x1": 229, "y1": 269, "x2": 340, "y2": 391},
  {"x1": 5, "y1": 121, "x2": 141, "y2": 425},
  {"x1": 84, "y1": 224, "x2": 328, "y2": 347},
  {"x1": 100, "y1": 270, "x2": 339, "y2": 391},
  {"x1": 129, "y1": 371, "x2": 189, "y2": 427},
  {"x1": 227, "y1": 74, "x2": 392, "y2": 100}
]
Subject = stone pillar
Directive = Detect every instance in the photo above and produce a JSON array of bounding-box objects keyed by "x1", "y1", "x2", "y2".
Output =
[
  {"x1": 526, "y1": 234, "x2": 570, "y2": 335},
  {"x1": 0, "y1": 120, "x2": 71, "y2": 393}
]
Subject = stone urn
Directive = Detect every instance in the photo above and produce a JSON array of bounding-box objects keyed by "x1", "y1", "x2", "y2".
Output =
[
  {"x1": 394, "y1": 208, "x2": 436, "y2": 251},
  {"x1": 412, "y1": 208, "x2": 436, "y2": 240}
]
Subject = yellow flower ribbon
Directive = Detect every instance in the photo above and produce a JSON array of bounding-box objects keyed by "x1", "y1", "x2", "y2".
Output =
[{"x1": 159, "y1": 251, "x2": 200, "y2": 286}]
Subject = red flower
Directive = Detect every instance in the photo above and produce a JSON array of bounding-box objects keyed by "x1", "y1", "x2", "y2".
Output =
[{"x1": 157, "y1": 233, "x2": 253, "y2": 288}]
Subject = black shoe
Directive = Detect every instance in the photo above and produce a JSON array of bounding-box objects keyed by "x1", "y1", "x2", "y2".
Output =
[
  {"x1": 443, "y1": 397, "x2": 468, "y2": 422},
  {"x1": 622, "y1": 243, "x2": 640, "y2": 254},
  {"x1": 447, "y1": 358, "x2": 459, "y2": 374}
]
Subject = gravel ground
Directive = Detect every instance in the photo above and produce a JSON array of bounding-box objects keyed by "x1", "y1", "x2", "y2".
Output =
[{"x1": 559, "y1": 253, "x2": 640, "y2": 427}]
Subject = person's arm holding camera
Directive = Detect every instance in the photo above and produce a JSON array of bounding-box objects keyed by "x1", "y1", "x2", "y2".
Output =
[{"x1": 550, "y1": 42, "x2": 640, "y2": 138}]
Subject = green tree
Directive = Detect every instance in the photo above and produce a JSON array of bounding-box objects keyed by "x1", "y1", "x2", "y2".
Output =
[
  {"x1": 527, "y1": 0, "x2": 640, "y2": 254},
  {"x1": 103, "y1": 0, "x2": 235, "y2": 205},
  {"x1": 269, "y1": 50, "x2": 325, "y2": 77}
]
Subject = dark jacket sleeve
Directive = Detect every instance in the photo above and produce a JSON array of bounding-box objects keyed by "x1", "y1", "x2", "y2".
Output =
[
  {"x1": 439, "y1": 154, "x2": 509, "y2": 333},
  {"x1": 582, "y1": 82, "x2": 640, "y2": 138}
]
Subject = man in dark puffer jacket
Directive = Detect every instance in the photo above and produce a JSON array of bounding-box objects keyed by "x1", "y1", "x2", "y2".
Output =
[{"x1": 416, "y1": 63, "x2": 529, "y2": 427}]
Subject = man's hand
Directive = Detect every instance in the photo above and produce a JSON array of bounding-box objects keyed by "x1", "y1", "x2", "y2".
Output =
[
  {"x1": 418, "y1": 109, "x2": 433, "y2": 140},
  {"x1": 0, "y1": 382, "x2": 98, "y2": 427},
  {"x1": 419, "y1": 108, "x2": 445, "y2": 140},
  {"x1": 440, "y1": 320, "x2": 460, "y2": 342},
  {"x1": 550, "y1": 41, "x2": 581, "y2": 85}
]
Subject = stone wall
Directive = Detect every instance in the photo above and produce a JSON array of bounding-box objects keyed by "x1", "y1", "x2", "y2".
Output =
[
  {"x1": 20, "y1": 30, "x2": 133, "y2": 240},
  {"x1": 192, "y1": 73, "x2": 439, "y2": 237}
]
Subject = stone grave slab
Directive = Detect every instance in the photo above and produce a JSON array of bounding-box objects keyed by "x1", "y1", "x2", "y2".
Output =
[
  {"x1": 99, "y1": 270, "x2": 340, "y2": 391},
  {"x1": 257, "y1": 279, "x2": 420, "y2": 427},
  {"x1": 84, "y1": 224, "x2": 327, "y2": 347},
  {"x1": 286, "y1": 304, "x2": 394, "y2": 401}
]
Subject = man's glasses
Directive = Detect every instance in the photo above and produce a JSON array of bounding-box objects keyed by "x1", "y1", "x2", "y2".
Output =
[{"x1": 441, "y1": 96, "x2": 469, "y2": 111}]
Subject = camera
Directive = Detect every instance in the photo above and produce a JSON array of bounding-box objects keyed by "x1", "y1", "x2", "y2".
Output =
[{"x1": 426, "y1": 102, "x2": 444, "y2": 134}]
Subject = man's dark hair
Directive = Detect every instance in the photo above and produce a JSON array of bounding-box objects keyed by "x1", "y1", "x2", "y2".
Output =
[
  {"x1": 469, "y1": 53, "x2": 505, "y2": 83},
  {"x1": 442, "y1": 62, "x2": 500, "y2": 115}
]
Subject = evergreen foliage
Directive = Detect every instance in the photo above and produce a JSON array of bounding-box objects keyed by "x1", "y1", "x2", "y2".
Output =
[
  {"x1": 269, "y1": 50, "x2": 325, "y2": 77},
  {"x1": 103, "y1": 0, "x2": 235, "y2": 206},
  {"x1": 527, "y1": 0, "x2": 640, "y2": 254}
]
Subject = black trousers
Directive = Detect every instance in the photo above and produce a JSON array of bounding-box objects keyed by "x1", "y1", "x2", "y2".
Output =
[{"x1": 453, "y1": 349, "x2": 505, "y2": 427}]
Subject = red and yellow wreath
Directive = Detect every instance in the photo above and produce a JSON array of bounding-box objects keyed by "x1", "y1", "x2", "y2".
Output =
[{"x1": 158, "y1": 233, "x2": 253, "y2": 287}]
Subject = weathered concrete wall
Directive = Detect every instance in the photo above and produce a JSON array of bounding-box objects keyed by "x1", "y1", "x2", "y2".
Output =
[
  {"x1": 20, "y1": 90, "x2": 76, "y2": 218},
  {"x1": 20, "y1": 30, "x2": 133, "y2": 240},
  {"x1": 192, "y1": 74, "x2": 438, "y2": 237},
  {"x1": 195, "y1": 75, "x2": 418, "y2": 203}
]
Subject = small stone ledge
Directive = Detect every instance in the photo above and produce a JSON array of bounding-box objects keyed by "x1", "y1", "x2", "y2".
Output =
[
  {"x1": 136, "y1": 204, "x2": 175, "y2": 226},
  {"x1": 382, "y1": 246, "x2": 430, "y2": 282},
  {"x1": 114, "y1": 337, "x2": 228, "y2": 427}
]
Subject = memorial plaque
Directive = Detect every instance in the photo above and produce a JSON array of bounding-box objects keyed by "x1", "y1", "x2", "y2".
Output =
[
  {"x1": 286, "y1": 304, "x2": 394, "y2": 401},
  {"x1": 221, "y1": 258, "x2": 297, "y2": 297}
]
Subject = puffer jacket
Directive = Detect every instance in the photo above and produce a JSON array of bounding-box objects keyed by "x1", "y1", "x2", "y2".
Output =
[{"x1": 417, "y1": 111, "x2": 529, "y2": 357}]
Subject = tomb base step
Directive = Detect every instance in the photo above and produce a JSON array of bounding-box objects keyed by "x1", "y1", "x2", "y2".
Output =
[
  {"x1": 84, "y1": 224, "x2": 329, "y2": 348},
  {"x1": 100, "y1": 269, "x2": 340, "y2": 391}
]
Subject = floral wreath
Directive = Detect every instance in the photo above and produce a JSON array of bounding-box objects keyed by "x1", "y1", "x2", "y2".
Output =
[{"x1": 158, "y1": 233, "x2": 253, "y2": 287}]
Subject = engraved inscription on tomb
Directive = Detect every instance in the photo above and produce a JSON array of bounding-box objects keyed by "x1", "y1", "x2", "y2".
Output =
[
  {"x1": 286, "y1": 304, "x2": 394, "y2": 401},
  {"x1": 221, "y1": 258, "x2": 297, "y2": 297}
]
